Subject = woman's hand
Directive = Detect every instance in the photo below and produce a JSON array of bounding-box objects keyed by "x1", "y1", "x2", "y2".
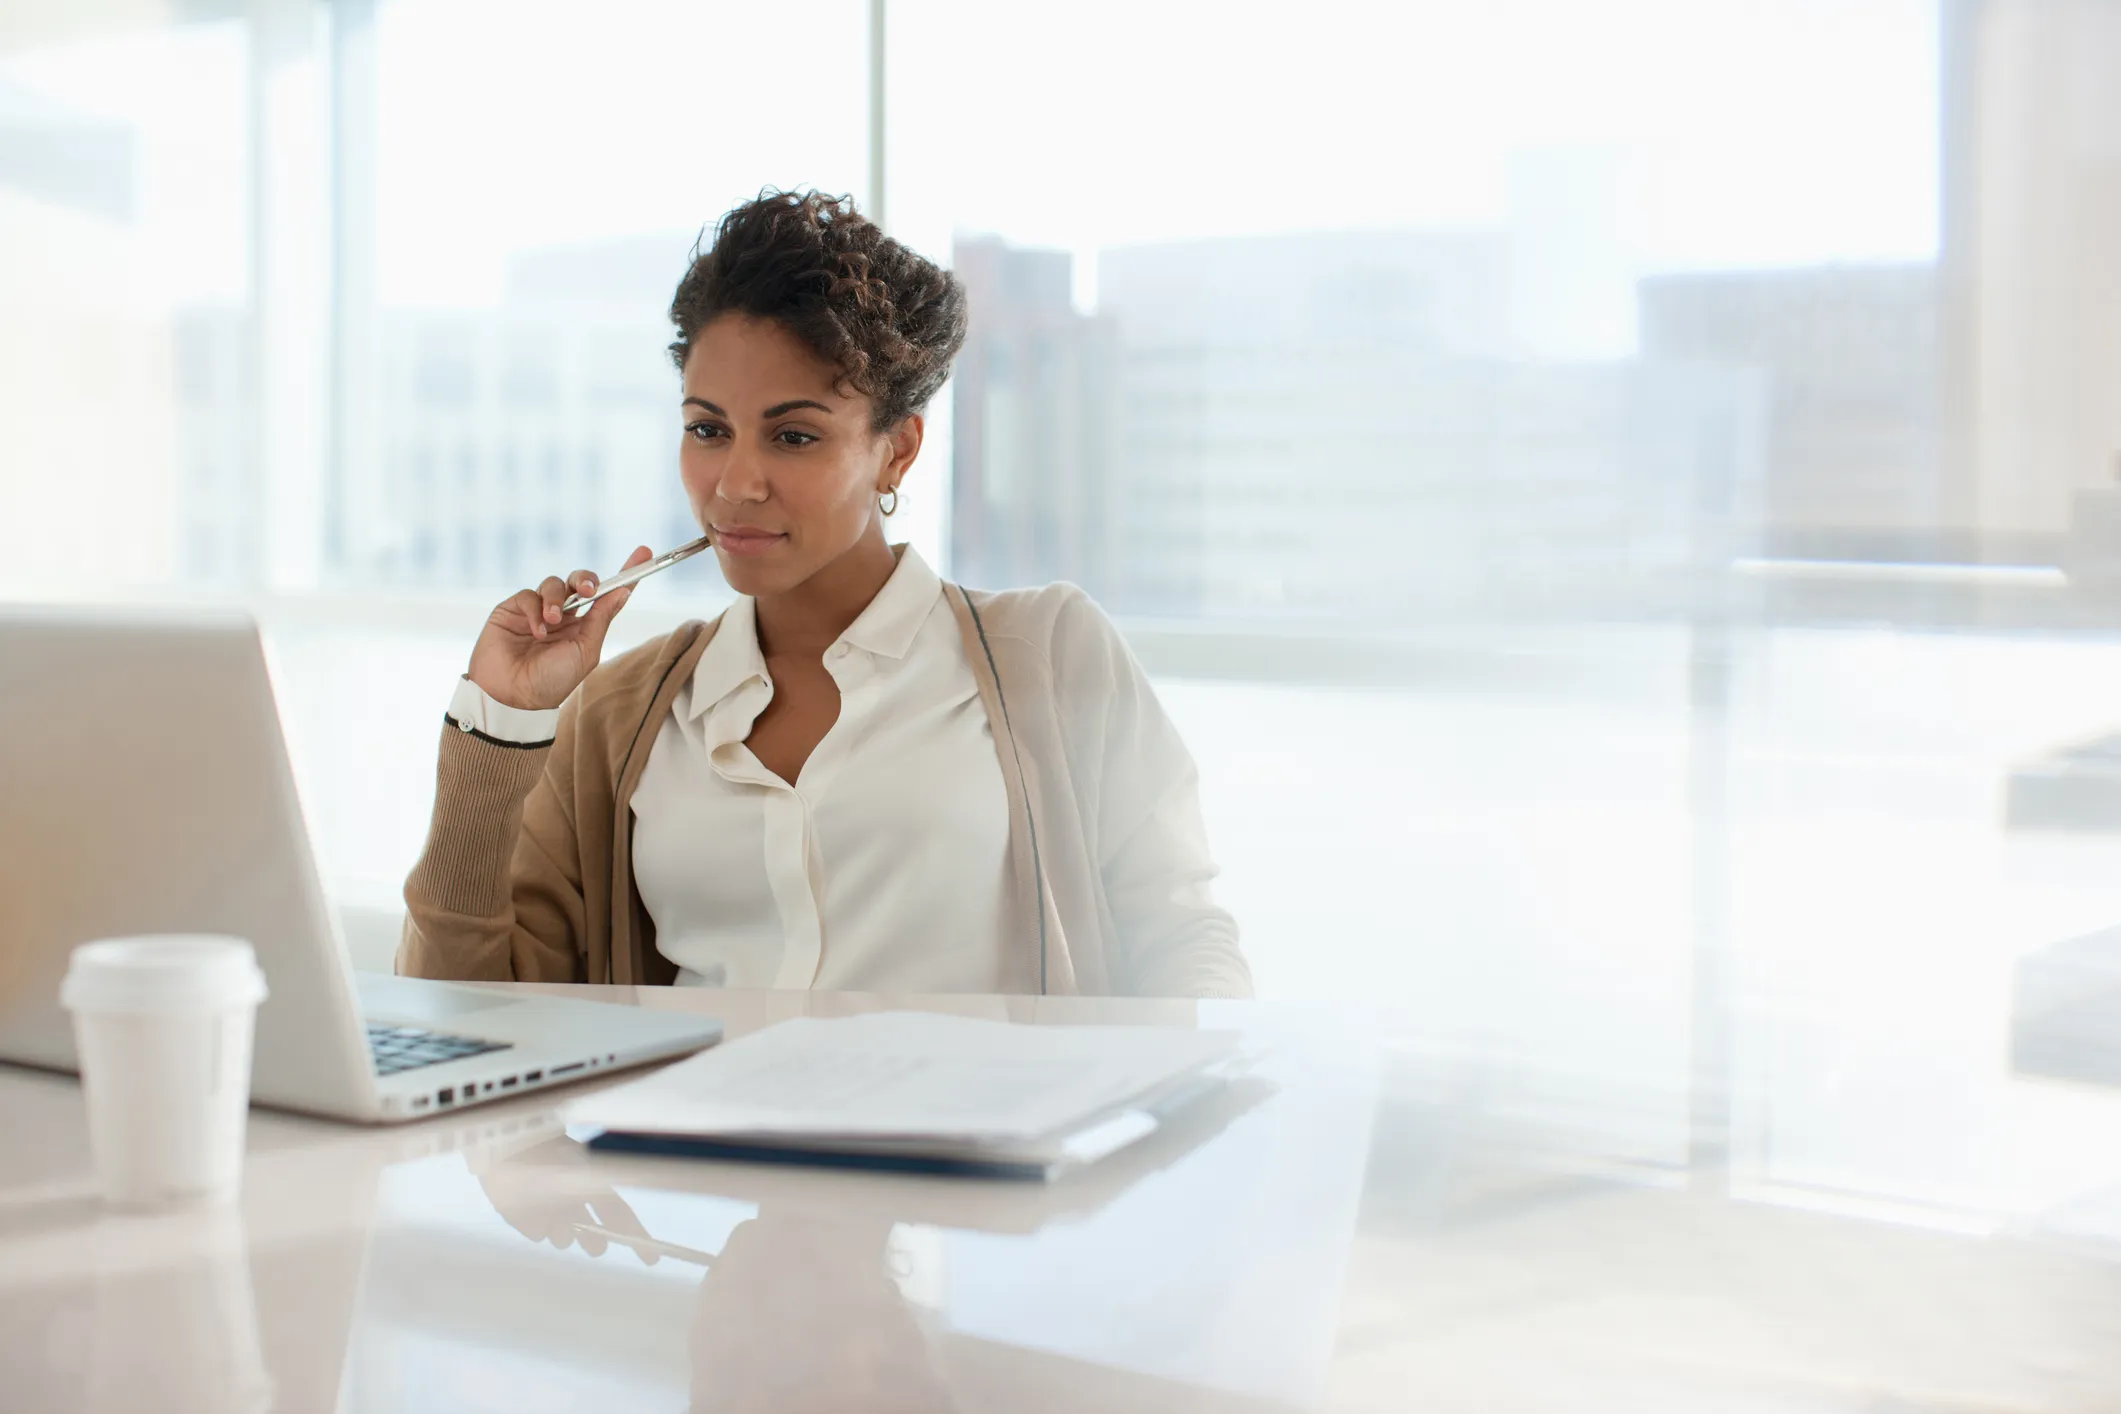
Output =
[{"x1": 466, "y1": 546, "x2": 653, "y2": 711}]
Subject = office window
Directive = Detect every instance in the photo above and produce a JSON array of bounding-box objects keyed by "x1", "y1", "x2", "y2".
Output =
[
  {"x1": 338, "y1": 0, "x2": 868, "y2": 598},
  {"x1": 888, "y1": 0, "x2": 2121, "y2": 1200},
  {"x1": 0, "y1": 13, "x2": 253, "y2": 596},
  {"x1": 892, "y1": 0, "x2": 1941, "y2": 619}
]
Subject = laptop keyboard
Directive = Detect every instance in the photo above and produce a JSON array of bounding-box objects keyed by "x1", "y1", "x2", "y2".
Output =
[{"x1": 367, "y1": 1022, "x2": 513, "y2": 1077}]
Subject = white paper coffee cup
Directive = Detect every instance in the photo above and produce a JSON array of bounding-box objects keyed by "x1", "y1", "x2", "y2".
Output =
[{"x1": 61, "y1": 936, "x2": 269, "y2": 1209}]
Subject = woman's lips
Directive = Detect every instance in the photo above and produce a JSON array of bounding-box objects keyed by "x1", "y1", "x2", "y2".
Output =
[{"x1": 710, "y1": 526, "x2": 786, "y2": 558}]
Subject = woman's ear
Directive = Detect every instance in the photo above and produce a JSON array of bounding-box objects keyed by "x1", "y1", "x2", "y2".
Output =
[{"x1": 879, "y1": 414, "x2": 924, "y2": 492}]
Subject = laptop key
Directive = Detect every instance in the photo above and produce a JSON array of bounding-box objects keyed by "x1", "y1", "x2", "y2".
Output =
[{"x1": 366, "y1": 1023, "x2": 513, "y2": 1077}]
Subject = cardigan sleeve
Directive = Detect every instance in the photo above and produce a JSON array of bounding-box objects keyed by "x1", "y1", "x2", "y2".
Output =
[
  {"x1": 395, "y1": 701, "x2": 589, "y2": 983},
  {"x1": 1050, "y1": 591, "x2": 1254, "y2": 999}
]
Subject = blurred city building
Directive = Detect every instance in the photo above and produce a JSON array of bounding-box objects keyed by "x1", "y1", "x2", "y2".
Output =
[
  {"x1": 954, "y1": 226, "x2": 1761, "y2": 624},
  {"x1": 948, "y1": 236, "x2": 1117, "y2": 596},
  {"x1": 1636, "y1": 264, "x2": 1942, "y2": 562},
  {"x1": 171, "y1": 235, "x2": 699, "y2": 594}
]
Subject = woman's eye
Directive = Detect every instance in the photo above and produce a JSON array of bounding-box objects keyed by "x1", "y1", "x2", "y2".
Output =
[
  {"x1": 776, "y1": 429, "x2": 818, "y2": 447},
  {"x1": 684, "y1": 421, "x2": 725, "y2": 443}
]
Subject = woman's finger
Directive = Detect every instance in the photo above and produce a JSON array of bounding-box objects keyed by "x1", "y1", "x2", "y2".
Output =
[
  {"x1": 534, "y1": 575, "x2": 569, "y2": 634},
  {"x1": 507, "y1": 589, "x2": 547, "y2": 639},
  {"x1": 587, "y1": 1190, "x2": 658, "y2": 1265}
]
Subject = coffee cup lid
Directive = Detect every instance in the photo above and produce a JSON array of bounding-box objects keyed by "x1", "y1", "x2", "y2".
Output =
[{"x1": 60, "y1": 936, "x2": 269, "y2": 1014}]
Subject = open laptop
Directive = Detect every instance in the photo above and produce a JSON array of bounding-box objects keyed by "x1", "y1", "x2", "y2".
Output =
[{"x1": 0, "y1": 607, "x2": 721, "y2": 1122}]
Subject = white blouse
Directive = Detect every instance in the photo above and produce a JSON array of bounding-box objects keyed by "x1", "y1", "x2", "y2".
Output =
[{"x1": 452, "y1": 547, "x2": 1014, "y2": 991}]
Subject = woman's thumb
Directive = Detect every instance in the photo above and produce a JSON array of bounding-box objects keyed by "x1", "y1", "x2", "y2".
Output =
[{"x1": 582, "y1": 584, "x2": 632, "y2": 644}]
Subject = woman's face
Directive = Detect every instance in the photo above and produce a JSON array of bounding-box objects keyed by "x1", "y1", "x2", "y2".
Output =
[{"x1": 677, "y1": 313, "x2": 918, "y2": 599}]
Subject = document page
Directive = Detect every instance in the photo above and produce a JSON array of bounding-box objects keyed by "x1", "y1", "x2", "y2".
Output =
[{"x1": 569, "y1": 1012, "x2": 1240, "y2": 1144}]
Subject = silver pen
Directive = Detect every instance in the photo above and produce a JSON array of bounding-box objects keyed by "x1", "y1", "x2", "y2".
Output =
[{"x1": 561, "y1": 532, "x2": 715, "y2": 615}]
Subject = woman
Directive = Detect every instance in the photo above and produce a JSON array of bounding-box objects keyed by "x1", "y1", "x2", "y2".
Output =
[{"x1": 397, "y1": 190, "x2": 1249, "y2": 998}]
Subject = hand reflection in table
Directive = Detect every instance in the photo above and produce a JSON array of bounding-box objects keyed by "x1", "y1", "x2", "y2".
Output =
[
  {"x1": 466, "y1": 1073, "x2": 1275, "y2": 1413},
  {"x1": 476, "y1": 1151, "x2": 959, "y2": 1414}
]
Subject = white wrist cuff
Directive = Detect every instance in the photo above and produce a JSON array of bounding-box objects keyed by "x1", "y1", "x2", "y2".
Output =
[{"x1": 447, "y1": 677, "x2": 560, "y2": 744}]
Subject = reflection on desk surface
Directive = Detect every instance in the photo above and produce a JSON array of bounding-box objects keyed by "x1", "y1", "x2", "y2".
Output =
[
  {"x1": 19, "y1": 979, "x2": 2121, "y2": 1410},
  {"x1": 352, "y1": 1054, "x2": 1346, "y2": 1412},
  {"x1": 0, "y1": 1004, "x2": 1369, "y2": 1414}
]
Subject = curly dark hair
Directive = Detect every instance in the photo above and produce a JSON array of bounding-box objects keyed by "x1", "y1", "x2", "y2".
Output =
[{"x1": 667, "y1": 189, "x2": 968, "y2": 430}]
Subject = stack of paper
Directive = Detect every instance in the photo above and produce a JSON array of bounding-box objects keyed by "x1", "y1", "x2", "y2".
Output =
[{"x1": 569, "y1": 1011, "x2": 1242, "y2": 1179}]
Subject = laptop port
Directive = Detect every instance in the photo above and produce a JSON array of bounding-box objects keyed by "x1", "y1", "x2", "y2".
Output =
[
  {"x1": 499, "y1": 1076, "x2": 517, "y2": 1089},
  {"x1": 524, "y1": 1070, "x2": 543, "y2": 1082},
  {"x1": 437, "y1": 1087, "x2": 454, "y2": 1105},
  {"x1": 550, "y1": 1062, "x2": 584, "y2": 1076}
]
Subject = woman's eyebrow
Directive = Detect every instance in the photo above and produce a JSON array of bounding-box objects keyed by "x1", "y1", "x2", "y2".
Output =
[{"x1": 681, "y1": 396, "x2": 834, "y2": 418}]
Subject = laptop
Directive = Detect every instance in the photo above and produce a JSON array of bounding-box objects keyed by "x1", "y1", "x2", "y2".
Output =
[{"x1": 0, "y1": 607, "x2": 722, "y2": 1123}]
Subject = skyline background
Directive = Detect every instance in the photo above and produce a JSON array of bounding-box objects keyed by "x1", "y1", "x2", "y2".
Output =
[
  {"x1": 0, "y1": 0, "x2": 1985, "y2": 616},
  {"x1": 9, "y1": 0, "x2": 2120, "y2": 635}
]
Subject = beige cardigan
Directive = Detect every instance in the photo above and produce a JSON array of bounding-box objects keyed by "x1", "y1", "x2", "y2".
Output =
[{"x1": 396, "y1": 581, "x2": 1252, "y2": 998}]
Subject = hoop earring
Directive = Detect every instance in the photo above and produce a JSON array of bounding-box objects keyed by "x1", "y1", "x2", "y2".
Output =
[{"x1": 880, "y1": 487, "x2": 900, "y2": 516}]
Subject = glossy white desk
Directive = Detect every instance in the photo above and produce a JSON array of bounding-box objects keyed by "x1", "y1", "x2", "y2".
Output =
[{"x1": 5, "y1": 984, "x2": 2121, "y2": 1412}]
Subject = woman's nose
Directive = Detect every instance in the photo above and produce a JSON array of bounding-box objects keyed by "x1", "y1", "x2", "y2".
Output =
[{"x1": 715, "y1": 445, "x2": 769, "y2": 504}]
